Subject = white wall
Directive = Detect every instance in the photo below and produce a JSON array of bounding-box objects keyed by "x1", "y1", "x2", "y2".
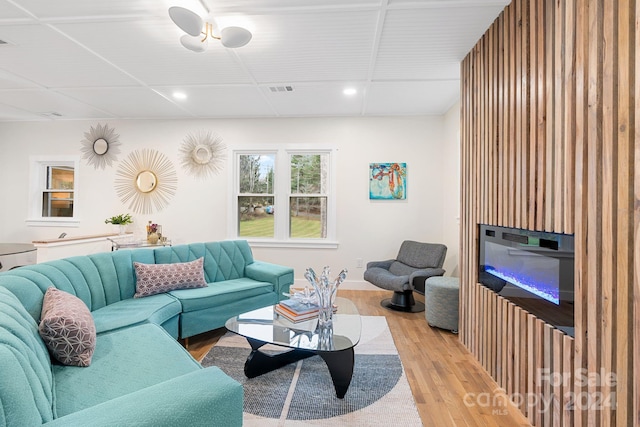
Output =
[
  {"x1": 441, "y1": 102, "x2": 461, "y2": 277},
  {"x1": 0, "y1": 115, "x2": 460, "y2": 285}
]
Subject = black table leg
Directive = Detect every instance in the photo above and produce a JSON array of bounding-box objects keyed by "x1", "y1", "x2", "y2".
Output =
[
  {"x1": 243, "y1": 338, "x2": 356, "y2": 399},
  {"x1": 244, "y1": 337, "x2": 314, "y2": 378},
  {"x1": 318, "y1": 347, "x2": 355, "y2": 399}
]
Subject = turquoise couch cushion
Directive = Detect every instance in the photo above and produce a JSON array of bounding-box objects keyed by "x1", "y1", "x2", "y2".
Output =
[
  {"x1": 0, "y1": 287, "x2": 54, "y2": 426},
  {"x1": 178, "y1": 293, "x2": 278, "y2": 338},
  {"x1": 90, "y1": 293, "x2": 181, "y2": 335},
  {"x1": 0, "y1": 250, "x2": 156, "y2": 321},
  {"x1": 154, "y1": 241, "x2": 254, "y2": 283},
  {"x1": 45, "y1": 368, "x2": 243, "y2": 427},
  {"x1": 169, "y1": 278, "x2": 274, "y2": 313},
  {"x1": 53, "y1": 323, "x2": 201, "y2": 417}
]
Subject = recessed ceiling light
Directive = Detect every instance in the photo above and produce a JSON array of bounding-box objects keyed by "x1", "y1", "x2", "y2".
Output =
[
  {"x1": 343, "y1": 88, "x2": 357, "y2": 96},
  {"x1": 173, "y1": 91, "x2": 187, "y2": 100}
]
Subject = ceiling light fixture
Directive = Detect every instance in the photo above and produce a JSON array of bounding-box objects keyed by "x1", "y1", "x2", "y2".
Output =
[
  {"x1": 168, "y1": 6, "x2": 252, "y2": 52},
  {"x1": 172, "y1": 91, "x2": 187, "y2": 100},
  {"x1": 343, "y1": 88, "x2": 357, "y2": 96}
]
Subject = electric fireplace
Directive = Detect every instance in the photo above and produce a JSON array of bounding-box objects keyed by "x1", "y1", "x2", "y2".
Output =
[{"x1": 478, "y1": 224, "x2": 575, "y2": 336}]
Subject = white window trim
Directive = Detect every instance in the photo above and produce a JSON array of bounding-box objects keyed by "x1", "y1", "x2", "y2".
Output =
[
  {"x1": 228, "y1": 146, "x2": 338, "y2": 249},
  {"x1": 26, "y1": 155, "x2": 81, "y2": 227}
]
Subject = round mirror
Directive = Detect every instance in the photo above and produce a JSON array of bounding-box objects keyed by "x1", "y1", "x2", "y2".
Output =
[
  {"x1": 93, "y1": 138, "x2": 109, "y2": 155},
  {"x1": 193, "y1": 145, "x2": 212, "y2": 165},
  {"x1": 136, "y1": 170, "x2": 157, "y2": 193}
]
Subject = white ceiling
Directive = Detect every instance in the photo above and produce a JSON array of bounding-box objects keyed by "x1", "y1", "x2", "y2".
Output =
[{"x1": 0, "y1": 0, "x2": 509, "y2": 122}]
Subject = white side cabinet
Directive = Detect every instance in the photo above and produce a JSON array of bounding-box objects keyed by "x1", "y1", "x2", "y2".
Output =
[{"x1": 0, "y1": 244, "x2": 37, "y2": 272}]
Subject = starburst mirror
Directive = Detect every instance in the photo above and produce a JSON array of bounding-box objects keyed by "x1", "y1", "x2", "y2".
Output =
[
  {"x1": 115, "y1": 149, "x2": 177, "y2": 214},
  {"x1": 179, "y1": 130, "x2": 226, "y2": 179},
  {"x1": 80, "y1": 123, "x2": 121, "y2": 169}
]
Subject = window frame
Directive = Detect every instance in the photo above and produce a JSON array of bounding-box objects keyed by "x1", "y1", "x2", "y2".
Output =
[
  {"x1": 26, "y1": 156, "x2": 81, "y2": 227},
  {"x1": 229, "y1": 146, "x2": 337, "y2": 249}
]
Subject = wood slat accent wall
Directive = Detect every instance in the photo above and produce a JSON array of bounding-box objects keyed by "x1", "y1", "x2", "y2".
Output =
[{"x1": 459, "y1": 1, "x2": 637, "y2": 425}]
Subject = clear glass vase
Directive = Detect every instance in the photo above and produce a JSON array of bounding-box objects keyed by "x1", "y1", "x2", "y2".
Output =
[{"x1": 304, "y1": 266, "x2": 347, "y2": 328}]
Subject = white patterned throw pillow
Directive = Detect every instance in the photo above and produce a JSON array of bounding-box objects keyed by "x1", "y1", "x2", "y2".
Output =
[
  {"x1": 39, "y1": 287, "x2": 96, "y2": 367},
  {"x1": 134, "y1": 257, "x2": 208, "y2": 298}
]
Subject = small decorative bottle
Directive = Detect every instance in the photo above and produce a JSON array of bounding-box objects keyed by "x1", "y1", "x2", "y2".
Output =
[{"x1": 147, "y1": 221, "x2": 159, "y2": 244}]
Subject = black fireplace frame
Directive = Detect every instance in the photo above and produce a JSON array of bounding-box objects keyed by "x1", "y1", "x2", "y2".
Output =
[{"x1": 477, "y1": 224, "x2": 575, "y2": 337}]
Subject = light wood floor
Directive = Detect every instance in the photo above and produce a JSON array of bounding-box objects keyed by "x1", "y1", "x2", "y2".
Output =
[{"x1": 185, "y1": 290, "x2": 531, "y2": 427}]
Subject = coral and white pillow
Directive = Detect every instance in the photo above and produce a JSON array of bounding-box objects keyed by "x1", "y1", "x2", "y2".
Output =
[
  {"x1": 39, "y1": 287, "x2": 96, "y2": 367},
  {"x1": 134, "y1": 257, "x2": 208, "y2": 298}
]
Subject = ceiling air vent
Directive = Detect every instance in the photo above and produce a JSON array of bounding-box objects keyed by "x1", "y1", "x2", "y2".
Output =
[
  {"x1": 269, "y1": 85, "x2": 294, "y2": 93},
  {"x1": 40, "y1": 112, "x2": 63, "y2": 118}
]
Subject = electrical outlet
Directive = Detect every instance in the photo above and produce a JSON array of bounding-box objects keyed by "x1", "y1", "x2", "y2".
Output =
[{"x1": 356, "y1": 258, "x2": 363, "y2": 268}]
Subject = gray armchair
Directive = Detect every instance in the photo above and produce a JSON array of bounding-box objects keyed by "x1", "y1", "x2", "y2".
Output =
[{"x1": 364, "y1": 241, "x2": 447, "y2": 312}]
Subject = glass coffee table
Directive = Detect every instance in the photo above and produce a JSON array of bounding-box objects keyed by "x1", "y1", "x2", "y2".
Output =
[{"x1": 224, "y1": 297, "x2": 361, "y2": 399}]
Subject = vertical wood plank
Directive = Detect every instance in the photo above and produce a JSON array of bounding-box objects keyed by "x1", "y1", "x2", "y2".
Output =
[
  {"x1": 520, "y1": 0, "x2": 530, "y2": 230},
  {"x1": 634, "y1": 0, "x2": 640, "y2": 408},
  {"x1": 544, "y1": 0, "x2": 555, "y2": 231},
  {"x1": 487, "y1": 26, "x2": 498, "y2": 224},
  {"x1": 514, "y1": 0, "x2": 523, "y2": 229},
  {"x1": 509, "y1": 1, "x2": 517, "y2": 227},
  {"x1": 562, "y1": 335, "x2": 575, "y2": 427},
  {"x1": 601, "y1": 1, "x2": 616, "y2": 426},
  {"x1": 635, "y1": 0, "x2": 640, "y2": 422},
  {"x1": 587, "y1": 1, "x2": 604, "y2": 426},
  {"x1": 543, "y1": 324, "x2": 554, "y2": 427},
  {"x1": 496, "y1": 296, "x2": 502, "y2": 388},
  {"x1": 536, "y1": 0, "x2": 546, "y2": 231},
  {"x1": 528, "y1": 0, "x2": 539, "y2": 229},
  {"x1": 553, "y1": 329, "x2": 563, "y2": 427},
  {"x1": 519, "y1": 309, "x2": 528, "y2": 414},
  {"x1": 502, "y1": 298, "x2": 509, "y2": 390},
  {"x1": 503, "y1": 8, "x2": 508, "y2": 228},
  {"x1": 459, "y1": 57, "x2": 466, "y2": 347},
  {"x1": 553, "y1": 0, "x2": 565, "y2": 232},
  {"x1": 513, "y1": 304, "x2": 521, "y2": 404},
  {"x1": 492, "y1": 292, "x2": 497, "y2": 377},
  {"x1": 615, "y1": 1, "x2": 634, "y2": 426},
  {"x1": 535, "y1": 319, "x2": 544, "y2": 427},
  {"x1": 573, "y1": 1, "x2": 589, "y2": 425},
  {"x1": 564, "y1": 0, "x2": 576, "y2": 234}
]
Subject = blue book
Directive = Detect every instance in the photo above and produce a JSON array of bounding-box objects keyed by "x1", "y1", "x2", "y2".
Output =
[{"x1": 279, "y1": 299, "x2": 320, "y2": 315}]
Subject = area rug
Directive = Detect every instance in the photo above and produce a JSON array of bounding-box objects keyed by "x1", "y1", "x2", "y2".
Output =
[{"x1": 201, "y1": 316, "x2": 422, "y2": 426}]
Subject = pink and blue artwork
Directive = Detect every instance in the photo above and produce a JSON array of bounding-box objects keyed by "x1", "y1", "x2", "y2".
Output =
[{"x1": 369, "y1": 163, "x2": 406, "y2": 200}]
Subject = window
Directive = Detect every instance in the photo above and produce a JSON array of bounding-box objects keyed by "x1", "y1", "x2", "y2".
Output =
[
  {"x1": 27, "y1": 156, "x2": 80, "y2": 227},
  {"x1": 289, "y1": 153, "x2": 328, "y2": 238},
  {"x1": 238, "y1": 153, "x2": 276, "y2": 238},
  {"x1": 42, "y1": 166, "x2": 74, "y2": 217},
  {"x1": 232, "y1": 148, "x2": 336, "y2": 247}
]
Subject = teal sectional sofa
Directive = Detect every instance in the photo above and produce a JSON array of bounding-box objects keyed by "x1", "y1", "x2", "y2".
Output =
[{"x1": 0, "y1": 240, "x2": 294, "y2": 426}]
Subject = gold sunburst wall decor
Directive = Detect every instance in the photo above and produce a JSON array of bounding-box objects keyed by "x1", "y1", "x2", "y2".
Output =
[
  {"x1": 115, "y1": 149, "x2": 178, "y2": 214},
  {"x1": 178, "y1": 130, "x2": 227, "y2": 179},
  {"x1": 80, "y1": 123, "x2": 121, "y2": 169}
]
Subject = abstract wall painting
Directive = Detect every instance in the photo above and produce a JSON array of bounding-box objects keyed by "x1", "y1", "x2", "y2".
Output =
[{"x1": 369, "y1": 162, "x2": 407, "y2": 200}]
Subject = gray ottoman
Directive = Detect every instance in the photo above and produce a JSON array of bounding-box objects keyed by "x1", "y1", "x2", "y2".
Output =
[{"x1": 424, "y1": 276, "x2": 460, "y2": 332}]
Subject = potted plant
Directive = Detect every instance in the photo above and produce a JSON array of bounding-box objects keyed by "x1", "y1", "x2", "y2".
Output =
[{"x1": 105, "y1": 214, "x2": 133, "y2": 234}]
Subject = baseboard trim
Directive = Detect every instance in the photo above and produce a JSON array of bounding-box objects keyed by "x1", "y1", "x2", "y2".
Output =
[{"x1": 292, "y1": 279, "x2": 379, "y2": 291}]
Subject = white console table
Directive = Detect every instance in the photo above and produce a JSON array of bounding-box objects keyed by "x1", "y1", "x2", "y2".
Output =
[{"x1": 32, "y1": 233, "x2": 133, "y2": 263}]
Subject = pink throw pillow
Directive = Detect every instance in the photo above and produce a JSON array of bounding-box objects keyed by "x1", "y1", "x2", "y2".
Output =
[
  {"x1": 134, "y1": 257, "x2": 207, "y2": 298},
  {"x1": 39, "y1": 287, "x2": 96, "y2": 367}
]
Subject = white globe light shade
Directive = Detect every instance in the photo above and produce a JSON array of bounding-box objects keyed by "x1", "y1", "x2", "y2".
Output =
[
  {"x1": 169, "y1": 6, "x2": 204, "y2": 37},
  {"x1": 220, "y1": 27, "x2": 252, "y2": 48},
  {"x1": 180, "y1": 35, "x2": 208, "y2": 53}
]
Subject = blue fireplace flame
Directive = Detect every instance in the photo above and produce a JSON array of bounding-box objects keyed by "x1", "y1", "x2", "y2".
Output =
[
  {"x1": 485, "y1": 241, "x2": 560, "y2": 305},
  {"x1": 485, "y1": 266, "x2": 559, "y2": 305}
]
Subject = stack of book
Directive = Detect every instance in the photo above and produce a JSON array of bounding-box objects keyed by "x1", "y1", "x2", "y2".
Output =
[{"x1": 275, "y1": 299, "x2": 320, "y2": 322}]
